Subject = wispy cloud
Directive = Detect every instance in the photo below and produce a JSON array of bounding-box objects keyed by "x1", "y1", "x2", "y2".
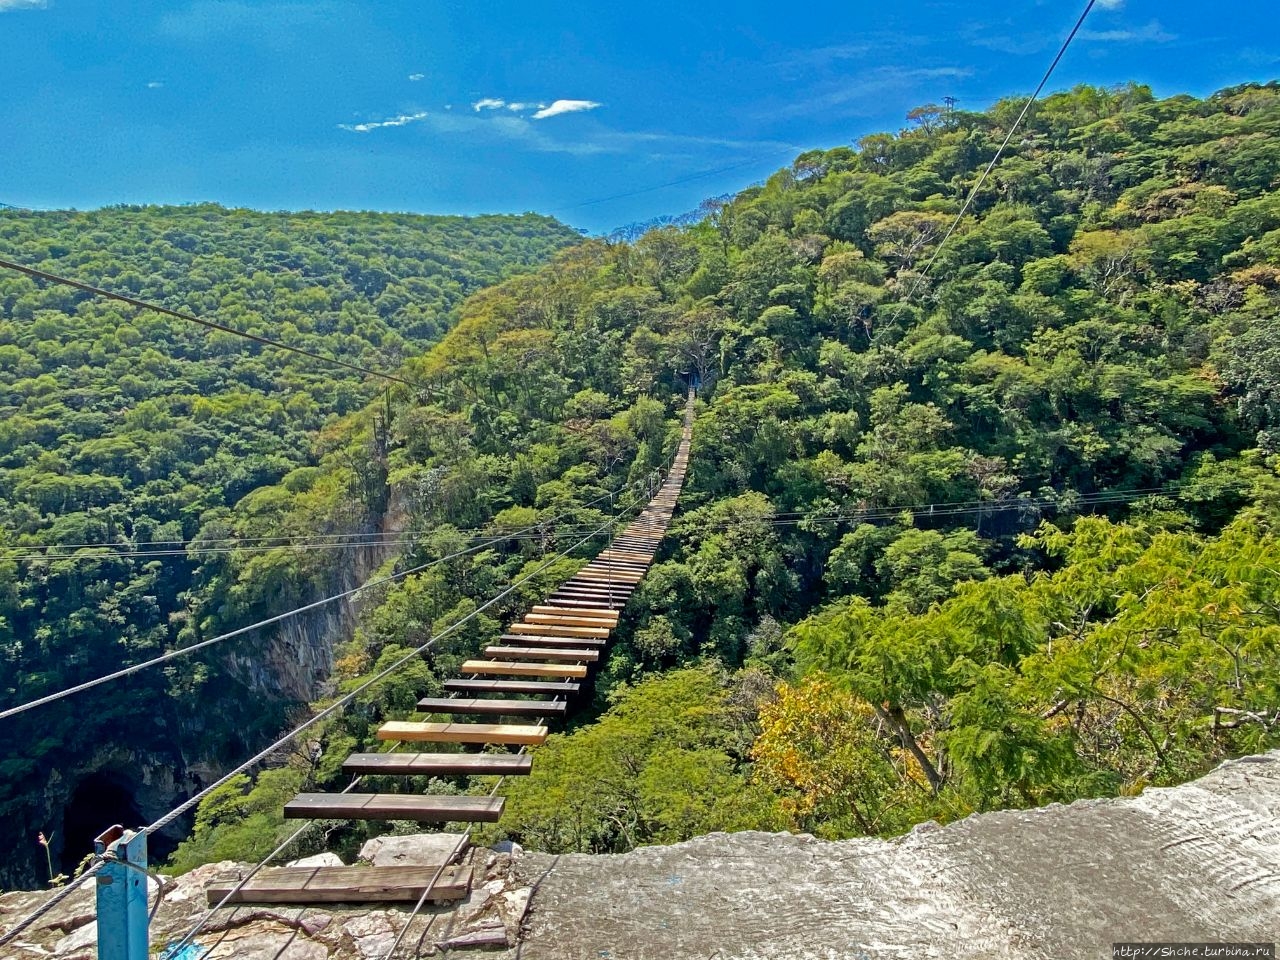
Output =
[
  {"x1": 408, "y1": 73, "x2": 425, "y2": 82},
  {"x1": 1095, "y1": 0, "x2": 1125, "y2": 8},
  {"x1": 472, "y1": 97, "x2": 601, "y2": 119},
  {"x1": 0, "y1": 0, "x2": 48, "y2": 10},
  {"x1": 1079, "y1": 20, "x2": 1174, "y2": 43},
  {"x1": 769, "y1": 32, "x2": 930, "y2": 79},
  {"x1": 147, "y1": 81, "x2": 164, "y2": 89},
  {"x1": 338, "y1": 110, "x2": 429, "y2": 133},
  {"x1": 159, "y1": 1, "x2": 340, "y2": 43},
  {"x1": 532, "y1": 99, "x2": 602, "y2": 120},
  {"x1": 765, "y1": 66, "x2": 972, "y2": 120}
]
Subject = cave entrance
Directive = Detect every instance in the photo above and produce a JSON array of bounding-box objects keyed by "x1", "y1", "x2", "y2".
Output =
[{"x1": 60, "y1": 771, "x2": 145, "y2": 873}]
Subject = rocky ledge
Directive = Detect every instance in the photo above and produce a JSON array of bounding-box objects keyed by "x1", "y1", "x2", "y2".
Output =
[{"x1": 2, "y1": 752, "x2": 1277, "y2": 959}]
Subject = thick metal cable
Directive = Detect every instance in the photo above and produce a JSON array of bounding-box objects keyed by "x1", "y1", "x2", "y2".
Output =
[
  {"x1": 158, "y1": 507, "x2": 636, "y2": 957},
  {"x1": 0, "y1": 481, "x2": 639, "y2": 721}
]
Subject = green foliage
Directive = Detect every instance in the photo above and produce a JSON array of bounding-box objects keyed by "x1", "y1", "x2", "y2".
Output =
[
  {"x1": 792, "y1": 512, "x2": 1280, "y2": 815},
  {"x1": 0, "y1": 205, "x2": 577, "y2": 884},
  {"x1": 490, "y1": 669, "x2": 779, "y2": 852},
  {"x1": 13, "y1": 81, "x2": 1280, "y2": 877}
]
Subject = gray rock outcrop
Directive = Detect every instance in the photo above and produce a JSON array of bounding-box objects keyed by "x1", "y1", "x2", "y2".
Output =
[{"x1": 1, "y1": 752, "x2": 1275, "y2": 959}]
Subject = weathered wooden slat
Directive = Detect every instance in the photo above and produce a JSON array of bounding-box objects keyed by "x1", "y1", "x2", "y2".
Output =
[
  {"x1": 500, "y1": 633, "x2": 606, "y2": 649},
  {"x1": 524, "y1": 612, "x2": 620, "y2": 628},
  {"x1": 586, "y1": 558, "x2": 650, "y2": 569},
  {"x1": 443, "y1": 678, "x2": 580, "y2": 695},
  {"x1": 555, "y1": 584, "x2": 634, "y2": 595},
  {"x1": 484, "y1": 645, "x2": 600, "y2": 663},
  {"x1": 531, "y1": 605, "x2": 618, "y2": 621},
  {"x1": 377, "y1": 721, "x2": 547, "y2": 745},
  {"x1": 573, "y1": 569, "x2": 644, "y2": 583},
  {"x1": 541, "y1": 597, "x2": 626, "y2": 610},
  {"x1": 507, "y1": 622, "x2": 611, "y2": 638},
  {"x1": 416, "y1": 697, "x2": 567, "y2": 717},
  {"x1": 460, "y1": 659, "x2": 589, "y2": 679},
  {"x1": 284, "y1": 793, "x2": 504, "y2": 822},
  {"x1": 206, "y1": 865, "x2": 472, "y2": 906},
  {"x1": 343, "y1": 752, "x2": 534, "y2": 776}
]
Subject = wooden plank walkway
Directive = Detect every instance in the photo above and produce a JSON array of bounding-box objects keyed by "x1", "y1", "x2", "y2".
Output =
[
  {"x1": 234, "y1": 390, "x2": 695, "y2": 904},
  {"x1": 206, "y1": 865, "x2": 472, "y2": 905}
]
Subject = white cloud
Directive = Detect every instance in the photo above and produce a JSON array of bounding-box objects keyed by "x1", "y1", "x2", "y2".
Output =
[
  {"x1": 147, "y1": 81, "x2": 164, "y2": 89},
  {"x1": 506, "y1": 101, "x2": 544, "y2": 112},
  {"x1": 0, "y1": 0, "x2": 48, "y2": 10},
  {"x1": 338, "y1": 110, "x2": 429, "y2": 133},
  {"x1": 1079, "y1": 20, "x2": 1174, "y2": 43},
  {"x1": 1095, "y1": 0, "x2": 1125, "y2": 8},
  {"x1": 473, "y1": 98, "x2": 506, "y2": 111},
  {"x1": 532, "y1": 99, "x2": 602, "y2": 120},
  {"x1": 408, "y1": 73, "x2": 425, "y2": 81}
]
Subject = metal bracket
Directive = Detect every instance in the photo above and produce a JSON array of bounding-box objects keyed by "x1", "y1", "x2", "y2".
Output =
[{"x1": 94, "y1": 824, "x2": 149, "y2": 960}]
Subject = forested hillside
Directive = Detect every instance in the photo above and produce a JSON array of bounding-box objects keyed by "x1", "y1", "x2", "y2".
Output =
[
  {"x1": 0, "y1": 205, "x2": 578, "y2": 885},
  {"x1": 9, "y1": 80, "x2": 1280, "y2": 883}
]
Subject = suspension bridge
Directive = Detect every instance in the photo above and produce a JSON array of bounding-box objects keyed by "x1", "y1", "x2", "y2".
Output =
[{"x1": 198, "y1": 393, "x2": 693, "y2": 911}]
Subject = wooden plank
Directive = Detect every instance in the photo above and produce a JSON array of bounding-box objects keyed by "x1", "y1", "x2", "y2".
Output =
[
  {"x1": 524, "y1": 609, "x2": 614, "y2": 624},
  {"x1": 484, "y1": 645, "x2": 600, "y2": 663},
  {"x1": 343, "y1": 752, "x2": 534, "y2": 776},
  {"x1": 416, "y1": 697, "x2": 567, "y2": 717},
  {"x1": 573, "y1": 569, "x2": 644, "y2": 583},
  {"x1": 507, "y1": 622, "x2": 611, "y2": 638},
  {"x1": 524, "y1": 612, "x2": 620, "y2": 628},
  {"x1": 443, "y1": 678, "x2": 580, "y2": 695},
  {"x1": 554, "y1": 584, "x2": 634, "y2": 596},
  {"x1": 499, "y1": 633, "x2": 606, "y2": 648},
  {"x1": 377, "y1": 721, "x2": 547, "y2": 745},
  {"x1": 542, "y1": 591, "x2": 627, "y2": 601},
  {"x1": 206, "y1": 865, "x2": 472, "y2": 906},
  {"x1": 284, "y1": 793, "x2": 504, "y2": 822},
  {"x1": 460, "y1": 659, "x2": 588, "y2": 679},
  {"x1": 531, "y1": 604, "x2": 618, "y2": 621}
]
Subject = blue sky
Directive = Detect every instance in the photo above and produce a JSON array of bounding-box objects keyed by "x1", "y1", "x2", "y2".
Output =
[{"x1": 1, "y1": 0, "x2": 1276, "y2": 234}]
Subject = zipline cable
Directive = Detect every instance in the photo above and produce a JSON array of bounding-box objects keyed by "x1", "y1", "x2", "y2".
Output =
[
  {"x1": 894, "y1": 0, "x2": 1098, "y2": 309},
  {"x1": 0, "y1": 474, "x2": 660, "y2": 720},
  {"x1": 0, "y1": 863, "x2": 104, "y2": 949},
  {"x1": 0, "y1": 255, "x2": 419, "y2": 388},
  {"x1": 168, "y1": 455, "x2": 668, "y2": 957},
  {"x1": 155, "y1": 508, "x2": 632, "y2": 957}
]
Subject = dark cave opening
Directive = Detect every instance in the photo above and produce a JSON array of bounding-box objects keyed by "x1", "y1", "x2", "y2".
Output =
[{"x1": 59, "y1": 771, "x2": 180, "y2": 873}]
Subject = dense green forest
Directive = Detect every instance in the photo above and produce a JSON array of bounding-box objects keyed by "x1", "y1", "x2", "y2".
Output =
[
  {"x1": 170, "y1": 80, "x2": 1280, "y2": 868},
  {"x1": 8, "y1": 79, "x2": 1280, "y2": 882},
  {"x1": 0, "y1": 205, "x2": 579, "y2": 885}
]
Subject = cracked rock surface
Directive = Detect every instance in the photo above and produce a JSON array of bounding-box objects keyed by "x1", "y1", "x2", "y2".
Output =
[{"x1": 2, "y1": 753, "x2": 1276, "y2": 959}]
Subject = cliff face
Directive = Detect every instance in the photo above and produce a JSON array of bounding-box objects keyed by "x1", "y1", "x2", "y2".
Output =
[
  {"x1": 4, "y1": 752, "x2": 1276, "y2": 959},
  {"x1": 24, "y1": 524, "x2": 407, "y2": 890}
]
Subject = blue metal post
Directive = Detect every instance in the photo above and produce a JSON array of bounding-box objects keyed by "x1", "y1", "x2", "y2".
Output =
[{"x1": 94, "y1": 825, "x2": 149, "y2": 960}]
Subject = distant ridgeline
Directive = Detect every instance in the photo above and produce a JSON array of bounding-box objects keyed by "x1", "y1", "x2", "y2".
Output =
[
  {"x1": 7, "y1": 80, "x2": 1280, "y2": 885},
  {"x1": 0, "y1": 205, "x2": 579, "y2": 886}
]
